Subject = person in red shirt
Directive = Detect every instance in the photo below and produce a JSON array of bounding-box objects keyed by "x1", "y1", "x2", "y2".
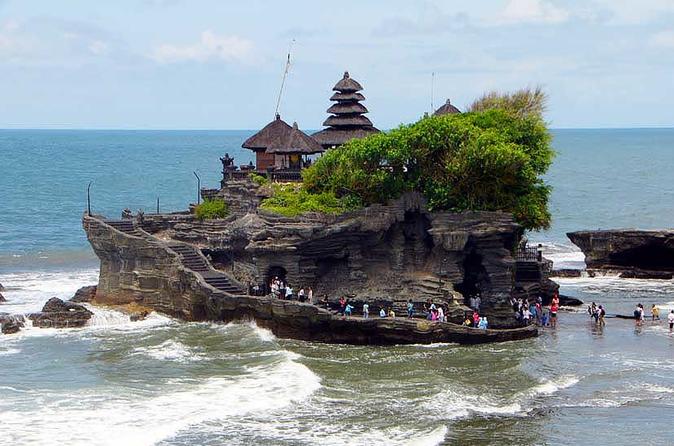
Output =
[
  {"x1": 550, "y1": 292, "x2": 560, "y2": 328},
  {"x1": 472, "y1": 311, "x2": 480, "y2": 327}
]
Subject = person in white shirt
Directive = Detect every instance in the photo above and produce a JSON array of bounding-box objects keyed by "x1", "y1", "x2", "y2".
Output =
[
  {"x1": 298, "y1": 288, "x2": 305, "y2": 302},
  {"x1": 668, "y1": 310, "x2": 674, "y2": 333},
  {"x1": 308, "y1": 287, "x2": 313, "y2": 304},
  {"x1": 437, "y1": 306, "x2": 445, "y2": 322},
  {"x1": 285, "y1": 285, "x2": 293, "y2": 300}
]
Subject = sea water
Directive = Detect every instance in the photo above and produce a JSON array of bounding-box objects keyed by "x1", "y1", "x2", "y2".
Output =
[{"x1": 1, "y1": 129, "x2": 674, "y2": 445}]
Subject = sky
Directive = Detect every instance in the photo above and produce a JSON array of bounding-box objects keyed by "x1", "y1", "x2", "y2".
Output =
[{"x1": 0, "y1": 0, "x2": 673, "y2": 129}]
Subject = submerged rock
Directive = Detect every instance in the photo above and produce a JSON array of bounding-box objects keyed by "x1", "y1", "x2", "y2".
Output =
[
  {"x1": 0, "y1": 292, "x2": 6, "y2": 303},
  {"x1": 0, "y1": 282, "x2": 5, "y2": 291},
  {"x1": 618, "y1": 270, "x2": 673, "y2": 280},
  {"x1": 29, "y1": 297, "x2": 93, "y2": 328},
  {"x1": 550, "y1": 269, "x2": 582, "y2": 278},
  {"x1": 70, "y1": 285, "x2": 98, "y2": 303}
]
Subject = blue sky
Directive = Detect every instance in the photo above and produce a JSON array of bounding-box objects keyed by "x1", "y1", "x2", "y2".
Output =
[{"x1": 1, "y1": 0, "x2": 673, "y2": 129}]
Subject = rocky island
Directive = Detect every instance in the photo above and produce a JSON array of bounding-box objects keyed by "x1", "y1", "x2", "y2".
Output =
[
  {"x1": 568, "y1": 229, "x2": 674, "y2": 279},
  {"x1": 80, "y1": 77, "x2": 561, "y2": 344}
]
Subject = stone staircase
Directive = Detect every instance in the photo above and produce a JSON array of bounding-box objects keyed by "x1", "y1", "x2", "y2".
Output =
[
  {"x1": 104, "y1": 218, "x2": 243, "y2": 295},
  {"x1": 168, "y1": 243, "x2": 243, "y2": 295},
  {"x1": 106, "y1": 219, "x2": 144, "y2": 237}
]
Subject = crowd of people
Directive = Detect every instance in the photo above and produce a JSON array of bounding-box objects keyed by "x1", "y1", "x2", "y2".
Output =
[
  {"x1": 587, "y1": 302, "x2": 607, "y2": 327},
  {"x1": 268, "y1": 276, "x2": 313, "y2": 303},
  {"x1": 508, "y1": 292, "x2": 559, "y2": 328},
  {"x1": 633, "y1": 303, "x2": 674, "y2": 332}
]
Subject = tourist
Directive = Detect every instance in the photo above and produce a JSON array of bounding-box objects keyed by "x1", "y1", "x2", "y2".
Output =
[
  {"x1": 535, "y1": 300, "x2": 542, "y2": 325},
  {"x1": 298, "y1": 288, "x2": 305, "y2": 302},
  {"x1": 379, "y1": 308, "x2": 386, "y2": 318},
  {"x1": 472, "y1": 311, "x2": 480, "y2": 327},
  {"x1": 469, "y1": 295, "x2": 477, "y2": 310},
  {"x1": 635, "y1": 304, "x2": 645, "y2": 326},
  {"x1": 483, "y1": 316, "x2": 489, "y2": 329},
  {"x1": 598, "y1": 305, "x2": 606, "y2": 327},
  {"x1": 463, "y1": 315, "x2": 472, "y2": 326},
  {"x1": 541, "y1": 307, "x2": 549, "y2": 326},
  {"x1": 344, "y1": 303, "x2": 353, "y2": 317},
  {"x1": 407, "y1": 299, "x2": 414, "y2": 318},
  {"x1": 478, "y1": 317, "x2": 487, "y2": 330},
  {"x1": 668, "y1": 310, "x2": 674, "y2": 333},
  {"x1": 550, "y1": 293, "x2": 559, "y2": 328},
  {"x1": 388, "y1": 308, "x2": 396, "y2": 318},
  {"x1": 522, "y1": 306, "x2": 531, "y2": 324},
  {"x1": 431, "y1": 308, "x2": 438, "y2": 321},
  {"x1": 339, "y1": 296, "x2": 346, "y2": 315},
  {"x1": 308, "y1": 287, "x2": 313, "y2": 304},
  {"x1": 285, "y1": 284, "x2": 294, "y2": 300},
  {"x1": 529, "y1": 301, "x2": 538, "y2": 323},
  {"x1": 437, "y1": 305, "x2": 445, "y2": 322},
  {"x1": 651, "y1": 304, "x2": 660, "y2": 321},
  {"x1": 588, "y1": 302, "x2": 597, "y2": 319},
  {"x1": 363, "y1": 302, "x2": 369, "y2": 319},
  {"x1": 475, "y1": 294, "x2": 481, "y2": 312}
]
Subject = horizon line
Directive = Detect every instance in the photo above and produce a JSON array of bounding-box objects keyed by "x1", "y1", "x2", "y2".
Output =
[{"x1": 1, "y1": 125, "x2": 674, "y2": 132}]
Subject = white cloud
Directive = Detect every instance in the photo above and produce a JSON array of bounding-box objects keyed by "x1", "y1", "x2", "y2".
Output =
[
  {"x1": 650, "y1": 30, "x2": 674, "y2": 49},
  {"x1": 151, "y1": 30, "x2": 253, "y2": 64},
  {"x1": 499, "y1": 0, "x2": 569, "y2": 24},
  {"x1": 589, "y1": 0, "x2": 674, "y2": 25}
]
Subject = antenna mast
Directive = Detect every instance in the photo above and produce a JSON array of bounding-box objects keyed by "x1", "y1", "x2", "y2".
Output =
[
  {"x1": 430, "y1": 71, "x2": 435, "y2": 113},
  {"x1": 274, "y1": 39, "x2": 295, "y2": 117}
]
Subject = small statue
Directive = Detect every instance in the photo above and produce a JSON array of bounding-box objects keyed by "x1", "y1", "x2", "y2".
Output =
[
  {"x1": 220, "y1": 153, "x2": 235, "y2": 170},
  {"x1": 121, "y1": 208, "x2": 132, "y2": 219}
]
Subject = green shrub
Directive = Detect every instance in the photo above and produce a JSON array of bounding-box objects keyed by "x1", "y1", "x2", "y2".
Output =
[
  {"x1": 249, "y1": 172, "x2": 269, "y2": 186},
  {"x1": 301, "y1": 90, "x2": 554, "y2": 230},
  {"x1": 194, "y1": 199, "x2": 229, "y2": 220},
  {"x1": 260, "y1": 183, "x2": 360, "y2": 217}
]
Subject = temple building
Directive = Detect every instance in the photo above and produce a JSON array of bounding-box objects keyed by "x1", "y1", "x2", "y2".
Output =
[
  {"x1": 241, "y1": 114, "x2": 322, "y2": 172},
  {"x1": 312, "y1": 71, "x2": 379, "y2": 149},
  {"x1": 433, "y1": 99, "x2": 461, "y2": 116}
]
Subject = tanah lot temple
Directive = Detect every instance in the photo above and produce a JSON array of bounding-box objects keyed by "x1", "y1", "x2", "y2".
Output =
[{"x1": 81, "y1": 70, "x2": 558, "y2": 346}]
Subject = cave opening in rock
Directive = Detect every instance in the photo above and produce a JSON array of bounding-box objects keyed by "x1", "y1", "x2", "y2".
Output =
[
  {"x1": 609, "y1": 244, "x2": 674, "y2": 270},
  {"x1": 455, "y1": 249, "x2": 490, "y2": 304},
  {"x1": 266, "y1": 266, "x2": 287, "y2": 285}
]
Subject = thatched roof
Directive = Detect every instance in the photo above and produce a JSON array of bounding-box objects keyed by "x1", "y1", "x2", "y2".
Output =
[
  {"x1": 330, "y1": 91, "x2": 365, "y2": 102},
  {"x1": 326, "y1": 102, "x2": 369, "y2": 115},
  {"x1": 267, "y1": 122, "x2": 323, "y2": 154},
  {"x1": 312, "y1": 127, "x2": 379, "y2": 147},
  {"x1": 242, "y1": 114, "x2": 293, "y2": 150},
  {"x1": 323, "y1": 115, "x2": 373, "y2": 127},
  {"x1": 433, "y1": 99, "x2": 461, "y2": 116},
  {"x1": 332, "y1": 71, "x2": 363, "y2": 93}
]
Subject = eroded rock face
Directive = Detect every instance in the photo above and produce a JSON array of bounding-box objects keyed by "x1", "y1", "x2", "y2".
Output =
[
  {"x1": 29, "y1": 297, "x2": 93, "y2": 328},
  {"x1": 85, "y1": 191, "x2": 531, "y2": 328},
  {"x1": 70, "y1": 285, "x2": 98, "y2": 303},
  {"x1": 568, "y1": 229, "x2": 674, "y2": 273}
]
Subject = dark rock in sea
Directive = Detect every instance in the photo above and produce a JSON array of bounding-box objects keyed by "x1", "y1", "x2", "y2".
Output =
[
  {"x1": 618, "y1": 270, "x2": 673, "y2": 280},
  {"x1": 568, "y1": 229, "x2": 674, "y2": 274},
  {"x1": 559, "y1": 295, "x2": 583, "y2": 306},
  {"x1": 0, "y1": 292, "x2": 6, "y2": 303},
  {"x1": 550, "y1": 269, "x2": 582, "y2": 278},
  {"x1": 129, "y1": 310, "x2": 149, "y2": 322},
  {"x1": 29, "y1": 297, "x2": 93, "y2": 328},
  {"x1": 0, "y1": 282, "x2": 5, "y2": 291},
  {"x1": 70, "y1": 285, "x2": 98, "y2": 303},
  {"x1": 1, "y1": 313, "x2": 24, "y2": 334}
]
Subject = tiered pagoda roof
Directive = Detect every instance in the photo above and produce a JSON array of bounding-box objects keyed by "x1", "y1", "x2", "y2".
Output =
[
  {"x1": 433, "y1": 99, "x2": 461, "y2": 116},
  {"x1": 312, "y1": 71, "x2": 379, "y2": 148}
]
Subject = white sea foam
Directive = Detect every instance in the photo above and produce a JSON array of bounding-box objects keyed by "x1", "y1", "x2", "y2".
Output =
[
  {"x1": 133, "y1": 339, "x2": 203, "y2": 363},
  {"x1": 246, "y1": 320, "x2": 277, "y2": 342},
  {"x1": 0, "y1": 345, "x2": 322, "y2": 446}
]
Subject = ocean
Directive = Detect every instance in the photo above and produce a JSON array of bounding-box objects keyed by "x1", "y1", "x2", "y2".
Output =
[{"x1": 1, "y1": 129, "x2": 674, "y2": 445}]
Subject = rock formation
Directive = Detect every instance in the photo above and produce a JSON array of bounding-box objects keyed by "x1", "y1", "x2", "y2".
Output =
[
  {"x1": 0, "y1": 314, "x2": 24, "y2": 334},
  {"x1": 70, "y1": 285, "x2": 98, "y2": 303},
  {"x1": 81, "y1": 177, "x2": 551, "y2": 343},
  {"x1": 0, "y1": 292, "x2": 5, "y2": 303},
  {"x1": 568, "y1": 229, "x2": 674, "y2": 278},
  {"x1": 29, "y1": 297, "x2": 93, "y2": 328}
]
